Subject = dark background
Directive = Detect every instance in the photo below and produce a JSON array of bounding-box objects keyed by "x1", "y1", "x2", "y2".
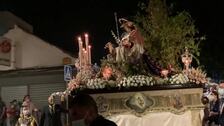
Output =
[
  {"x1": 1, "y1": 0, "x2": 224, "y2": 80},
  {"x1": 0, "y1": 0, "x2": 140, "y2": 62}
]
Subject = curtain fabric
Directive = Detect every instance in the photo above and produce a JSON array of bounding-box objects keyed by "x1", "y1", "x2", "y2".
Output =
[{"x1": 109, "y1": 110, "x2": 202, "y2": 126}]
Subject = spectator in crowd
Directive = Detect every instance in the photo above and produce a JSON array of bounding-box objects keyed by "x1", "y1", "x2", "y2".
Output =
[
  {"x1": 10, "y1": 100, "x2": 21, "y2": 119},
  {"x1": 40, "y1": 95, "x2": 67, "y2": 126},
  {"x1": 220, "y1": 103, "x2": 224, "y2": 126},
  {"x1": 4, "y1": 99, "x2": 21, "y2": 126},
  {"x1": 201, "y1": 96, "x2": 210, "y2": 126},
  {"x1": 0, "y1": 96, "x2": 6, "y2": 126},
  {"x1": 219, "y1": 83, "x2": 224, "y2": 126},
  {"x1": 22, "y1": 95, "x2": 39, "y2": 124},
  {"x1": 208, "y1": 91, "x2": 220, "y2": 126},
  {"x1": 69, "y1": 93, "x2": 117, "y2": 126},
  {"x1": 60, "y1": 95, "x2": 67, "y2": 126},
  {"x1": 4, "y1": 106, "x2": 15, "y2": 126},
  {"x1": 23, "y1": 95, "x2": 39, "y2": 116},
  {"x1": 4, "y1": 100, "x2": 20, "y2": 126},
  {"x1": 16, "y1": 101, "x2": 37, "y2": 126}
]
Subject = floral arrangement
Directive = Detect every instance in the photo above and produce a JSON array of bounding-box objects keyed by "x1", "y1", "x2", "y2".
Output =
[
  {"x1": 118, "y1": 75, "x2": 155, "y2": 88},
  {"x1": 169, "y1": 73, "x2": 189, "y2": 84},
  {"x1": 186, "y1": 68, "x2": 207, "y2": 84},
  {"x1": 66, "y1": 67, "x2": 207, "y2": 91}
]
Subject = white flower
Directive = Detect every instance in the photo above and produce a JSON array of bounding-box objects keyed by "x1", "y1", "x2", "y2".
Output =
[
  {"x1": 140, "y1": 82, "x2": 143, "y2": 86},
  {"x1": 123, "y1": 82, "x2": 126, "y2": 87},
  {"x1": 99, "y1": 85, "x2": 104, "y2": 89},
  {"x1": 118, "y1": 83, "x2": 121, "y2": 87},
  {"x1": 134, "y1": 83, "x2": 138, "y2": 87},
  {"x1": 127, "y1": 80, "x2": 130, "y2": 86}
]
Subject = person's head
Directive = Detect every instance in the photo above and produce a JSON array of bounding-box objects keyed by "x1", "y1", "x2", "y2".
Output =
[
  {"x1": 201, "y1": 96, "x2": 209, "y2": 105},
  {"x1": 22, "y1": 106, "x2": 31, "y2": 117},
  {"x1": 208, "y1": 91, "x2": 219, "y2": 102},
  {"x1": 69, "y1": 93, "x2": 98, "y2": 125},
  {"x1": 6, "y1": 106, "x2": 15, "y2": 118},
  {"x1": 10, "y1": 99, "x2": 17, "y2": 105},
  {"x1": 23, "y1": 95, "x2": 31, "y2": 102},
  {"x1": 21, "y1": 101, "x2": 31, "y2": 117},
  {"x1": 22, "y1": 101, "x2": 29, "y2": 109},
  {"x1": 119, "y1": 18, "x2": 135, "y2": 32},
  {"x1": 48, "y1": 95, "x2": 55, "y2": 105}
]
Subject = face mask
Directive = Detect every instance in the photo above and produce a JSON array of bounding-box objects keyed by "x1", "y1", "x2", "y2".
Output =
[
  {"x1": 207, "y1": 95, "x2": 215, "y2": 102},
  {"x1": 72, "y1": 119, "x2": 86, "y2": 126},
  {"x1": 218, "y1": 88, "x2": 224, "y2": 98}
]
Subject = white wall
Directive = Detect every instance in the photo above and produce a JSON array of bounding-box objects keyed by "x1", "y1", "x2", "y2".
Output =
[{"x1": 2, "y1": 26, "x2": 74, "y2": 69}]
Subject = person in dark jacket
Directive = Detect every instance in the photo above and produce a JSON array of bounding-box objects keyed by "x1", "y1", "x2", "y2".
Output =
[
  {"x1": 40, "y1": 95, "x2": 67, "y2": 126},
  {"x1": 69, "y1": 93, "x2": 117, "y2": 126},
  {"x1": 0, "y1": 97, "x2": 6, "y2": 126},
  {"x1": 201, "y1": 96, "x2": 210, "y2": 126},
  {"x1": 208, "y1": 91, "x2": 220, "y2": 126}
]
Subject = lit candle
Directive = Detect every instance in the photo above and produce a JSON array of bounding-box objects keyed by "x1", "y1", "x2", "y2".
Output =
[
  {"x1": 85, "y1": 33, "x2": 89, "y2": 65},
  {"x1": 88, "y1": 45, "x2": 91, "y2": 65},
  {"x1": 82, "y1": 48, "x2": 86, "y2": 67},
  {"x1": 84, "y1": 50, "x2": 88, "y2": 67},
  {"x1": 85, "y1": 33, "x2": 89, "y2": 46},
  {"x1": 78, "y1": 37, "x2": 83, "y2": 68}
]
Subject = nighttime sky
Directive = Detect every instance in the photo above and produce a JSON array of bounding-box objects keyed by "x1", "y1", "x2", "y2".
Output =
[
  {"x1": 0, "y1": 0, "x2": 141, "y2": 63},
  {"x1": 0, "y1": 0, "x2": 224, "y2": 66}
]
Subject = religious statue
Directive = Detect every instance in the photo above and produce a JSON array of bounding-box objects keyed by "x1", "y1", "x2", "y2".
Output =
[
  {"x1": 181, "y1": 47, "x2": 193, "y2": 72},
  {"x1": 105, "y1": 18, "x2": 144, "y2": 63},
  {"x1": 119, "y1": 18, "x2": 144, "y2": 60},
  {"x1": 104, "y1": 18, "x2": 172, "y2": 77}
]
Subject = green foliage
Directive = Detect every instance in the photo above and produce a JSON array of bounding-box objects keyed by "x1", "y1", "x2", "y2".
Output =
[{"x1": 134, "y1": 0, "x2": 205, "y2": 70}]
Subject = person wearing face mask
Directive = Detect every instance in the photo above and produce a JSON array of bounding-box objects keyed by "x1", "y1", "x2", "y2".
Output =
[
  {"x1": 15, "y1": 102, "x2": 37, "y2": 126},
  {"x1": 39, "y1": 95, "x2": 67, "y2": 126},
  {"x1": 69, "y1": 93, "x2": 117, "y2": 126},
  {"x1": 207, "y1": 91, "x2": 220, "y2": 126}
]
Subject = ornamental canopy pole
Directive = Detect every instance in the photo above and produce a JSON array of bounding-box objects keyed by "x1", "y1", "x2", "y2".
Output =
[{"x1": 114, "y1": 12, "x2": 120, "y2": 40}]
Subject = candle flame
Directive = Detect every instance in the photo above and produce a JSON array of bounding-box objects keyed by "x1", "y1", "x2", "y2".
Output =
[
  {"x1": 85, "y1": 33, "x2": 88, "y2": 37},
  {"x1": 88, "y1": 45, "x2": 91, "y2": 48},
  {"x1": 78, "y1": 37, "x2": 81, "y2": 41}
]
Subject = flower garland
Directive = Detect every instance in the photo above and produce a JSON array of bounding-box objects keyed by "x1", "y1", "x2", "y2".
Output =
[{"x1": 118, "y1": 75, "x2": 155, "y2": 87}]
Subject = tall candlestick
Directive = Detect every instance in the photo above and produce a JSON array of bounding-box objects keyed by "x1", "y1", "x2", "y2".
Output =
[
  {"x1": 78, "y1": 37, "x2": 83, "y2": 69},
  {"x1": 88, "y1": 45, "x2": 91, "y2": 65},
  {"x1": 82, "y1": 48, "x2": 86, "y2": 67},
  {"x1": 85, "y1": 33, "x2": 89, "y2": 65},
  {"x1": 84, "y1": 50, "x2": 88, "y2": 68}
]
